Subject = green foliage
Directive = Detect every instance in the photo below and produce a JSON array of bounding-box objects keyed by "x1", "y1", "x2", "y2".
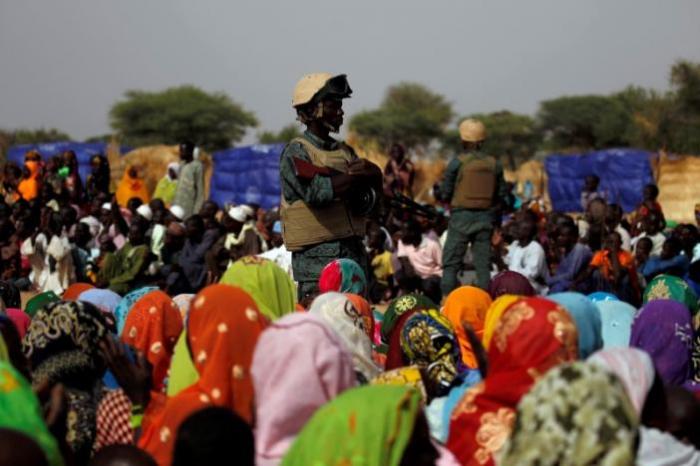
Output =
[
  {"x1": 109, "y1": 85, "x2": 258, "y2": 151},
  {"x1": 11, "y1": 128, "x2": 72, "y2": 145},
  {"x1": 349, "y1": 82, "x2": 453, "y2": 149},
  {"x1": 257, "y1": 124, "x2": 302, "y2": 144}
]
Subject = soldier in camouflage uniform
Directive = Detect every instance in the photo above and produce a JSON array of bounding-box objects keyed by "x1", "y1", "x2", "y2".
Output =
[
  {"x1": 440, "y1": 119, "x2": 509, "y2": 295},
  {"x1": 280, "y1": 73, "x2": 381, "y2": 303}
]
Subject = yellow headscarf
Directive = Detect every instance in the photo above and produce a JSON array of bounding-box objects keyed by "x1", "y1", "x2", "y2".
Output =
[
  {"x1": 482, "y1": 295, "x2": 520, "y2": 350},
  {"x1": 442, "y1": 286, "x2": 492, "y2": 369}
]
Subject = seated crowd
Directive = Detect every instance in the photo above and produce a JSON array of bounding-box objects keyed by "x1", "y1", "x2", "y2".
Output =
[{"x1": 1, "y1": 150, "x2": 700, "y2": 466}]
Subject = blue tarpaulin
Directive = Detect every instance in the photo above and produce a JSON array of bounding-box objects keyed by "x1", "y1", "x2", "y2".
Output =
[
  {"x1": 209, "y1": 144, "x2": 284, "y2": 210},
  {"x1": 7, "y1": 141, "x2": 129, "y2": 185},
  {"x1": 545, "y1": 148, "x2": 654, "y2": 213}
]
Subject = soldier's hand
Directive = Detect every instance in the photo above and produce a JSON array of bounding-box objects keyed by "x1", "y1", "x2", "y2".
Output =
[{"x1": 348, "y1": 159, "x2": 381, "y2": 179}]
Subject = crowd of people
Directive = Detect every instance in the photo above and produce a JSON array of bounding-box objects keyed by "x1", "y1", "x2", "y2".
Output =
[{"x1": 2, "y1": 72, "x2": 700, "y2": 466}]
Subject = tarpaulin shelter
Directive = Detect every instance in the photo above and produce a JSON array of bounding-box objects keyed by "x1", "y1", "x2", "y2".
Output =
[
  {"x1": 655, "y1": 152, "x2": 700, "y2": 224},
  {"x1": 7, "y1": 141, "x2": 129, "y2": 185},
  {"x1": 209, "y1": 143, "x2": 284, "y2": 210},
  {"x1": 545, "y1": 148, "x2": 654, "y2": 213}
]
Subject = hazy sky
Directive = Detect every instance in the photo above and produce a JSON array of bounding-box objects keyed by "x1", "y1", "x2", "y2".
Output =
[{"x1": 1, "y1": 0, "x2": 699, "y2": 144}]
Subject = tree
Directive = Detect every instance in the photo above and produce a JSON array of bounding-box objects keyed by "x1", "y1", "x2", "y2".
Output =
[
  {"x1": 0, "y1": 128, "x2": 73, "y2": 162},
  {"x1": 257, "y1": 124, "x2": 301, "y2": 144},
  {"x1": 537, "y1": 95, "x2": 631, "y2": 150},
  {"x1": 349, "y1": 82, "x2": 453, "y2": 149},
  {"x1": 442, "y1": 111, "x2": 540, "y2": 169},
  {"x1": 109, "y1": 85, "x2": 258, "y2": 151}
]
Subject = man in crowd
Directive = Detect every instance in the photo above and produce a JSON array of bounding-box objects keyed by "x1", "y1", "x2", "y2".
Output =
[{"x1": 172, "y1": 141, "x2": 205, "y2": 219}]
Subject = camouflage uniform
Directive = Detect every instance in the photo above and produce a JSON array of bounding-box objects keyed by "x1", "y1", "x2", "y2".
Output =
[
  {"x1": 440, "y1": 151, "x2": 508, "y2": 294},
  {"x1": 280, "y1": 130, "x2": 369, "y2": 300}
]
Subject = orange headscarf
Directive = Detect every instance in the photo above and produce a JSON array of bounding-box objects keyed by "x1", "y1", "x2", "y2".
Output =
[
  {"x1": 139, "y1": 284, "x2": 267, "y2": 466},
  {"x1": 345, "y1": 293, "x2": 374, "y2": 342},
  {"x1": 442, "y1": 286, "x2": 492, "y2": 368},
  {"x1": 62, "y1": 283, "x2": 95, "y2": 301},
  {"x1": 115, "y1": 166, "x2": 150, "y2": 207},
  {"x1": 446, "y1": 297, "x2": 578, "y2": 466},
  {"x1": 17, "y1": 160, "x2": 41, "y2": 201},
  {"x1": 482, "y1": 295, "x2": 520, "y2": 351},
  {"x1": 120, "y1": 290, "x2": 183, "y2": 393}
]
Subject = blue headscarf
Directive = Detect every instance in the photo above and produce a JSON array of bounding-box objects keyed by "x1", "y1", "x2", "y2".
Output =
[
  {"x1": 113, "y1": 286, "x2": 158, "y2": 334},
  {"x1": 78, "y1": 288, "x2": 122, "y2": 315},
  {"x1": 595, "y1": 300, "x2": 637, "y2": 348},
  {"x1": 587, "y1": 291, "x2": 619, "y2": 303},
  {"x1": 548, "y1": 292, "x2": 604, "y2": 359}
]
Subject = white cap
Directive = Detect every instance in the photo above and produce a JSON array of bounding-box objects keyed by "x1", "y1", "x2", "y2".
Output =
[
  {"x1": 101, "y1": 203, "x2": 112, "y2": 211},
  {"x1": 136, "y1": 204, "x2": 153, "y2": 221},
  {"x1": 170, "y1": 205, "x2": 185, "y2": 221},
  {"x1": 240, "y1": 204, "x2": 255, "y2": 219},
  {"x1": 227, "y1": 206, "x2": 247, "y2": 223}
]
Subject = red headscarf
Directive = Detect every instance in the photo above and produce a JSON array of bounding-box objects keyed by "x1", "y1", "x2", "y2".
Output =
[
  {"x1": 139, "y1": 284, "x2": 267, "y2": 466},
  {"x1": 62, "y1": 283, "x2": 95, "y2": 301},
  {"x1": 446, "y1": 297, "x2": 578, "y2": 466},
  {"x1": 384, "y1": 310, "x2": 418, "y2": 370},
  {"x1": 120, "y1": 290, "x2": 183, "y2": 393}
]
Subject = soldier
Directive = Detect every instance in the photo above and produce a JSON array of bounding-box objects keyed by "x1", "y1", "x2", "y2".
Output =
[
  {"x1": 440, "y1": 118, "x2": 509, "y2": 295},
  {"x1": 280, "y1": 73, "x2": 382, "y2": 303}
]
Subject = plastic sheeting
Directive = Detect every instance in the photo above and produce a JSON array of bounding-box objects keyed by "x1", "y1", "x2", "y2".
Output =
[
  {"x1": 655, "y1": 152, "x2": 700, "y2": 224},
  {"x1": 209, "y1": 143, "x2": 284, "y2": 210},
  {"x1": 7, "y1": 141, "x2": 129, "y2": 185},
  {"x1": 545, "y1": 148, "x2": 654, "y2": 213}
]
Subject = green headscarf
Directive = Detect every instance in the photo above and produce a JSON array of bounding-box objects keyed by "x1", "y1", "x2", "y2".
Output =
[
  {"x1": 166, "y1": 332, "x2": 199, "y2": 396},
  {"x1": 381, "y1": 294, "x2": 436, "y2": 343},
  {"x1": 282, "y1": 385, "x2": 421, "y2": 466},
  {"x1": 500, "y1": 361, "x2": 638, "y2": 466},
  {"x1": 24, "y1": 291, "x2": 60, "y2": 317},
  {"x1": 0, "y1": 333, "x2": 8, "y2": 362},
  {"x1": 0, "y1": 360, "x2": 64, "y2": 466},
  {"x1": 644, "y1": 274, "x2": 699, "y2": 317},
  {"x1": 220, "y1": 256, "x2": 296, "y2": 321}
]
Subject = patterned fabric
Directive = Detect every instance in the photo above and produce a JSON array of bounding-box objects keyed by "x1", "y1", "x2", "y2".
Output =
[
  {"x1": 0, "y1": 280, "x2": 21, "y2": 308},
  {"x1": 443, "y1": 286, "x2": 492, "y2": 368},
  {"x1": 78, "y1": 288, "x2": 122, "y2": 315},
  {"x1": 281, "y1": 386, "x2": 422, "y2": 466},
  {"x1": 644, "y1": 274, "x2": 699, "y2": 322},
  {"x1": 345, "y1": 293, "x2": 374, "y2": 342},
  {"x1": 548, "y1": 292, "x2": 604, "y2": 358},
  {"x1": 251, "y1": 313, "x2": 356, "y2": 466},
  {"x1": 400, "y1": 310, "x2": 461, "y2": 396},
  {"x1": 0, "y1": 360, "x2": 64, "y2": 466},
  {"x1": 630, "y1": 299, "x2": 694, "y2": 387},
  {"x1": 446, "y1": 297, "x2": 579, "y2": 466},
  {"x1": 62, "y1": 282, "x2": 95, "y2": 300},
  {"x1": 22, "y1": 300, "x2": 109, "y2": 463},
  {"x1": 588, "y1": 347, "x2": 655, "y2": 416},
  {"x1": 113, "y1": 286, "x2": 158, "y2": 334},
  {"x1": 481, "y1": 295, "x2": 520, "y2": 351},
  {"x1": 94, "y1": 388, "x2": 133, "y2": 451},
  {"x1": 139, "y1": 284, "x2": 267, "y2": 466},
  {"x1": 318, "y1": 258, "x2": 368, "y2": 296},
  {"x1": 487, "y1": 271, "x2": 535, "y2": 299},
  {"x1": 24, "y1": 290, "x2": 60, "y2": 317},
  {"x1": 500, "y1": 362, "x2": 638, "y2": 466},
  {"x1": 371, "y1": 365, "x2": 428, "y2": 402},
  {"x1": 120, "y1": 290, "x2": 183, "y2": 393},
  {"x1": 594, "y1": 301, "x2": 637, "y2": 348},
  {"x1": 381, "y1": 293, "x2": 436, "y2": 342},
  {"x1": 309, "y1": 292, "x2": 379, "y2": 383},
  {"x1": 220, "y1": 256, "x2": 297, "y2": 322}
]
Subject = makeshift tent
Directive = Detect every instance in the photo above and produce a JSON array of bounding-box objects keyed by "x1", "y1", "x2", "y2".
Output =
[
  {"x1": 7, "y1": 141, "x2": 128, "y2": 185},
  {"x1": 545, "y1": 148, "x2": 654, "y2": 213},
  {"x1": 655, "y1": 152, "x2": 700, "y2": 224},
  {"x1": 209, "y1": 144, "x2": 284, "y2": 210}
]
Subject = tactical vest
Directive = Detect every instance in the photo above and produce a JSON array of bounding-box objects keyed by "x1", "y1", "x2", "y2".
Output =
[
  {"x1": 451, "y1": 153, "x2": 497, "y2": 209},
  {"x1": 281, "y1": 137, "x2": 367, "y2": 251}
]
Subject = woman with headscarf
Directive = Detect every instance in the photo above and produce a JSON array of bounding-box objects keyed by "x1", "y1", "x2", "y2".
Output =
[
  {"x1": 447, "y1": 297, "x2": 579, "y2": 466},
  {"x1": 153, "y1": 162, "x2": 180, "y2": 206},
  {"x1": 62, "y1": 282, "x2": 95, "y2": 301},
  {"x1": 116, "y1": 165, "x2": 150, "y2": 208},
  {"x1": 318, "y1": 258, "x2": 368, "y2": 296},
  {"x1": 308, "y1": 292, "x2": 380, "y2": 383},
  {"x1": 594, "y1": 300, "x2": 637, "y2": 348},
  {"x1": 481, "y1": 295, "x2": 520, "y2": 351},
  {"x1": 499, "y1": 362, "x2": 638, "y2": 466},
  {"x1": 86, "y1": 154, "x2": 111, "y2": 201},
  {"x1": 548, "y1": 292, "x2": 604, "y2": 359},
  {"x1": 382, "y1": 293, "x2": 437, "y2": 370},
  {"x1": 487, "y1": 271, "x2": 535, "y2": 300},
  {"x1": 78, "y1": 288, "x2": 122, "y2": 316},
  {"x1": 251, "y1": 313, "x2": 356, "y2": 466},
  {"x1": 24, "y1": 291, "x2": 60, "y2": 318},
  {"x1": 281, "y1": 386, "x2": 439, "y2": 466},
  {"x1": 139, "y1": 284, "x2": 267, "y2": 466},
  {"x1": 443, "y1": 286, "x2": 492, "y2": 368},
  {"x1": 22, "y1": 301, "x2": 110, "y2": 464},
  {"x1": 644, "y1": 274, "x2": 699, "y2": 316},
  {"x1": 630, "y1": 299, "x2": 695, "y2": 388},
  {"x1": 17, "y1": 158, "x2": 41, "y2": 201},
  {"x1": 113, "y1": 287, "x2": 158, "y2": 335}
]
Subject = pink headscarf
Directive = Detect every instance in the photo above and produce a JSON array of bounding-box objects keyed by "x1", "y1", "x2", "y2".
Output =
[
  {"x1": 251, "y1": 313, "x2": 356, "y2": 466},
  {"x1": 6, "y1": 309, "x2": 31, "y2": 339}
]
